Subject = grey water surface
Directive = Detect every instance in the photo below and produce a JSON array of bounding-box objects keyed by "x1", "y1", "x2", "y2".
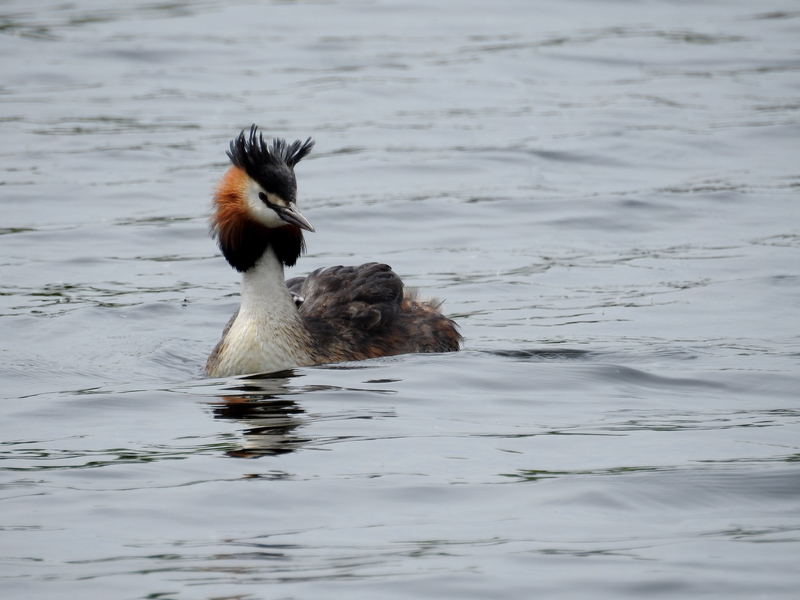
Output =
[{"x1": 2, "y1": 1, "x2": 800, "y2": 598}]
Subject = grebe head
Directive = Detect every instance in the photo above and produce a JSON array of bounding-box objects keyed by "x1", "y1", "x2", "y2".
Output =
[
  {"x1": 226, "y1": 125, "x2": 315, "y2": 233},
  {"x1": 211, "y1": 125, "x2": 315, "y2": 272}
]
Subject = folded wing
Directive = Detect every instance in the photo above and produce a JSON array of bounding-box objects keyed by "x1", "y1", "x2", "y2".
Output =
[{"x1": 287, "y1": 262, "x2": 460, "y2": 363}]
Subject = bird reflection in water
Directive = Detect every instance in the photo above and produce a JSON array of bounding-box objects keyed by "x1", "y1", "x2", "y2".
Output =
[{"x1": 209, "y1": 371, "x2": 308, "y2": 458}]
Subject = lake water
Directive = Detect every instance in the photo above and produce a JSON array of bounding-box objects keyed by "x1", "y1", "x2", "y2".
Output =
[{"x1": 2, "y1": 1, "x2": 799, "y2": 598}]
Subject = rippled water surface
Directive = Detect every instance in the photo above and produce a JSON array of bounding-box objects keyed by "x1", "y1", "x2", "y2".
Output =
[{"x1": 2, "y1": 1, "x2": 800, "y2": 598}]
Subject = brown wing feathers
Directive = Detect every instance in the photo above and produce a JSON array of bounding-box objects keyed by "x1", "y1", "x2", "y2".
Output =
[
  {"x1": 289, "y1": 263, "x2": 461, "y2": 363},
  {"x1": 298, "y1": 263, "x2": 402, "y2": 329}
]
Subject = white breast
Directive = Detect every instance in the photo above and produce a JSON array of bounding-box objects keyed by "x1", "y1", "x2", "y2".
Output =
[{"x1": 209, "y1": 246, "x2": 313, "y2": 377}]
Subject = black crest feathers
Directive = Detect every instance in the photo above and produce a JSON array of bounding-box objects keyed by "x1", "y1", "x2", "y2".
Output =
[{"x1": 227, "y1": 125, "x2": 314, "y2": 176}]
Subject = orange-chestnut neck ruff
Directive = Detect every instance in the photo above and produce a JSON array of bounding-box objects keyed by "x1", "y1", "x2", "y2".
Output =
[{"x1": 211, "y1": 166, "x2": 305, "y2": 272}]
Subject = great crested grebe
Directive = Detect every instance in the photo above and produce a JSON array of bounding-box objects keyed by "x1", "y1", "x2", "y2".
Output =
[{"x1": 205, "y1": 125, "x2": 461, "y2": 377}]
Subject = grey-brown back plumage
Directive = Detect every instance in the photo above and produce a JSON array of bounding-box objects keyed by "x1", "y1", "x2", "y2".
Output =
[{"x1": 287, "y1": 262, "x2": 461, "y2": 363}]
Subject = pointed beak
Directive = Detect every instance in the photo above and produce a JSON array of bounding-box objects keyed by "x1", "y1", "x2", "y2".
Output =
[{"x1": 279, "y1": 203, "x2": 315, "y2": 232}]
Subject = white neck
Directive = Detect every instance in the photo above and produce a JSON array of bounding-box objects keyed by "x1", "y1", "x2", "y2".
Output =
[{"x1": 211, "y1": 246, "x2": 313, "y2": 376}]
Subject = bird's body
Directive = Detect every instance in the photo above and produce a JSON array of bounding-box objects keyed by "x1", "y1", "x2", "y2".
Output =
[{"x1": 206, "y1": 126, "x2": 461, "y2": 378}]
